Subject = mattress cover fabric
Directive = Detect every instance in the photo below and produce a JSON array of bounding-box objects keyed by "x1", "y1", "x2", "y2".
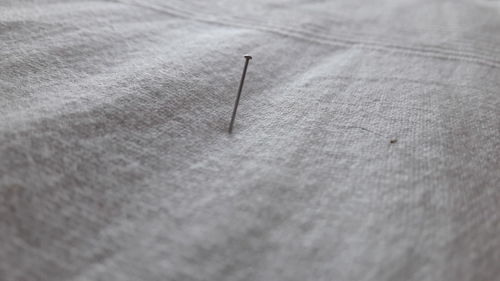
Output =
[{"x1": 1, "y1": 0, "x2": 499, "y2": 280}]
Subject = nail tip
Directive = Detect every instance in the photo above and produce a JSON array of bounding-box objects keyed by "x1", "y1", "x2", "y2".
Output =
[{"x1": 244, "y1": 54, "x2": 252, "y2": 59}]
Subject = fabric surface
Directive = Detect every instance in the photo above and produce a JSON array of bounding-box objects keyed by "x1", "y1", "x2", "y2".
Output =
[{"x1": 1, "y1": 0, "x2": 500, "y2": 280}]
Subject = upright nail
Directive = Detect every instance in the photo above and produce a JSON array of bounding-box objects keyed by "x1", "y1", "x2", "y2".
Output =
[{"x1": 229, "y1": 54, "x2": 252, "y2": 133}]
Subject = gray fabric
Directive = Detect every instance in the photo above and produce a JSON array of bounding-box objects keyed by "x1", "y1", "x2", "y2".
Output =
[{"x1": 1, "y1": 0, "x2": 500, "y2": 280}]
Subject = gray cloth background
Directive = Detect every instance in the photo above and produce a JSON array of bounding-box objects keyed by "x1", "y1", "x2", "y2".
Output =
[{"x1": 1, "y1": 0, "x2": 500, "y2": 280}]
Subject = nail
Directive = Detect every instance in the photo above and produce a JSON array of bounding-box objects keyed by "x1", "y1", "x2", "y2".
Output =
[{"x1": 229, "y1": 54, "x2": 252, "y2": 133}]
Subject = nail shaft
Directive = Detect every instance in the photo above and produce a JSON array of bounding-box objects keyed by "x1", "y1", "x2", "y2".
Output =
[{"x1": 229, "y1": 55, "x2": 252, "y2": 133}]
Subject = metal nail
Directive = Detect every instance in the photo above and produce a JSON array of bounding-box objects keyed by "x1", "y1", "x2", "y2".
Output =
[{"x1": 229, "y1": 54, "x2": 252, "y2": 133}]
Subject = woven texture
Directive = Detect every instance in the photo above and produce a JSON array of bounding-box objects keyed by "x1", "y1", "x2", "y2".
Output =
[{"x1": 1, "y1": 0, "x2": 499, "y2": 280}]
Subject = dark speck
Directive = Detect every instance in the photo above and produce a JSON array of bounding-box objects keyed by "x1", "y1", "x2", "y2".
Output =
[{"x1": 390, "y1": 139, "x2": 398, "y2": 144}]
